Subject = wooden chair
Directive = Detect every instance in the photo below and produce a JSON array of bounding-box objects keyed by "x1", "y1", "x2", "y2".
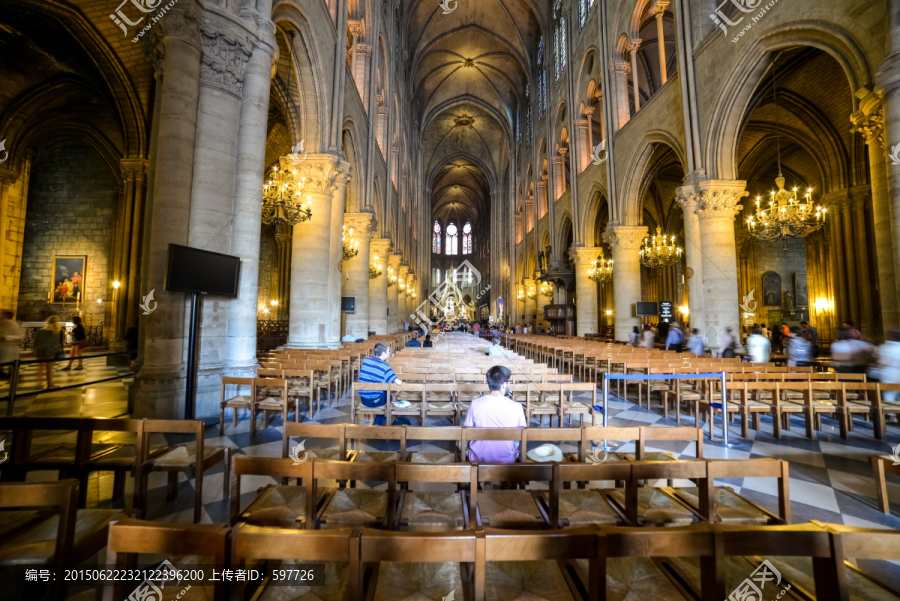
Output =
[
  {"x1": 0, "y1": 417, "x2": 86, "y2": 481},
  {"x1": 560, "y1": 382, "x2": 597, "y2": 427},
  {"x1": 254, "y1": 377, "x2": 296, "y2": 430},
  {"x1": 282, "y1": 368, "x2": 317, "y2": 418},
  {"x1": 351, "y1": 382, "x2": 392, "y2": 425},
  {"x1": 476, "y1": 527, "x2": 604, "y2": 601},
  {"x1": 405, "y1": 425, "x2": 464, "y2": 464},
  {"x1": 463, "y1": 427, "x2": 525, "y2": 463},
  {"x1": 229, "y1": 455, "x2": 327, "y2": 528},
  {"x1": 138, "y1": 419, "x2": 230, "y2": 523},
  {"x1": 282, "y1": 422, "x2": 347, "y2": 462},
  {"x1": 470, "y1": 463, "x2": 553, "y2": 529},
  {"x1": 392, "y1": 382, "x2": 426, "y2": 424},
  {"x1": 79, "y1": 418, "x2": 155, "y2": 509},
  {"x1": 219, "y1": 376, "x2": 256, "y2": 435},
  {"x1": 522, "y1": 427, "x2": 584, "y2": 463},
  {"x1": 870, "y1": 453, "x2": 900, "y2": 514},
  {"x1": 313, "y1": 460, "x2": 396, "y2": 530},
  {"x1": 231, "y1": 524, "x2": 359, "y2": 600},
  {"x1": 608, "y1": 460, "x2": 708, "y2": 526},
  {"x1": 394, "y1": 463, "x2": 474, "y2": 530},
  {"x1": 424, "y1": 382, "x2": 459, "y2": 424},
  {"x1": 104, "y1": 518, "x2": 229, "y2": 601},
  {"x1": 549, "y1": 462, "x2": 633, "y2": 527},
  {"x1": 344, "y1": 424, "x2": 406, "y2": 462}
]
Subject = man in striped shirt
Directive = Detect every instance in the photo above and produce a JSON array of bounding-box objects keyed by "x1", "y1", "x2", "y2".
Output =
[{"x1": 358, "y1": 342, "x2": 404, "y2": 426}]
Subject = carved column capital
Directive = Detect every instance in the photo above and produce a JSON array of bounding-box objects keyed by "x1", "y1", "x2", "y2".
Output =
[
  {"x1": 649, "y1": 1, "x2": 670, "y2": 18},
  {"x1": 851, "y1": 105, "x2": 885, "y2": 149},
  {"x1": 199, "y1": 26, "x2": 252, "y2": 96},
  {"x1": 570, "y1": 246, "x2": 602, "y2": 266},
  {"x1": 388, "y1": 253, "x2": 402, "y2": 270},
  {"x1": 603, "y1": 225, "x2": 647, "y2": 251},
  {"x1": 626, "y1": 39, "x2": 642, "y2": 54},
  {"x1": 581, "y1": 107, "x2": 595, "y2": 117},
  {"x1": 574, "y1": 119, "x2": 589, "y2": 129},
  {"x1": 147, "y1": 3, "x2": 202, "y2": 72},
  {"x1": 678, "y1": 180, "x2": 748, "y2": 219},
  {"x1": 371, "y1": 238, "x2": 394, "y2": 257},
  {"x1": 282, "y1": 154, "x2": 351, "y2": 195},
  {"x1": 120, "y1": 158, "x2": 149, "y2": 181},
  {"x1": 609, "y1": 61, "x2": 631, "y2": 76},
  {"x1": 344, "y1": 212, "x2": 378, "y2": 238},
  {"x1": 348, "y1": 20, "x2": 364, "y2": 37},
  {"x1": 378, "y1": 106, "x2": 389, "y2": 116}
]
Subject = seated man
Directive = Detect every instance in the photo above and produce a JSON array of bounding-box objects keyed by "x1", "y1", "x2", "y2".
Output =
[
  {"x1": 358, "y1": 342, "x2": 405, "y2": 425},
  {"x1": 341, "y1": 328, "x2": 356, "y2": 342},
  {"x1": 406, "y1": 337, "x2": 422, "y2": 347},
  {"x1": 462, "y1": 366, "x2": 526, "y2": 463},
  {"x1": 487, "y1": 338, "x2": 506, "y2": 356},
  {"x1": 423, "y1": 334, "x2": 434, "y2": 348}
]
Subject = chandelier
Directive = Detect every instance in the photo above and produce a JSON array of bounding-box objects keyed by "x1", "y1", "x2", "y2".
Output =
[
  {"x1": 398, "y1": 279, "x2": 405, "y2": 292},
  {"x1": 369, "y1": 254, "x2": 383, "y2": 280},
  {"x1": 526, "y1": 283, "x2": 537, "y2": 300},
  {"x1": 261, "y1": 164, "x2": 312, "y2": 226},
  {"x1": 387, "y1": 268, "x2": 396, "y2": 288},
  {"x1": 639, "y1": 226, "x2": 682, "y2": 269},
  {"x1": 540, "y1": 281, "x2": 554, "y2": 299},
  {"x1": 588, "y1": 249, "x2": 614, "y2": 284},
  {"x1": 746, "y1": 57, "x2": 825, "y2": 249},
  {"x1": 517, "y1": 286, "x2": 525, "y2": 302},
  {"x1": 342, "y1": 226, "x2": 359, "y2": 260}
]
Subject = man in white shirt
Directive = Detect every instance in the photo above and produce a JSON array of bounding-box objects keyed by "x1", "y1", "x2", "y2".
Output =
[
  {"x1": 831, "y1": 328, "x2": 874, "y2": 373},
  {"x1": 488, "y1": 338, "x2": 506, "y2": 356},
  {"x1": 341, "y1": 329, "x2": 356, "y2": 342},
  {"x1": 746, "y1": 326, "x2": 771, "y2": 363}
]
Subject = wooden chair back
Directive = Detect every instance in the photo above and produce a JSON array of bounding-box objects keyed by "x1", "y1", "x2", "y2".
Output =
[
  {"x1": 229, "y1": 456, "x2": 314, "y2": 526},
  {"x1": 282, "y1": 422, "x2": 347, "y2": 459},
  {"x1": 311, "y1": 460, "x2": 396, "y2": 528},
  {"x1": 0, "y1": 479, "x2": 78, "y2": 570}
]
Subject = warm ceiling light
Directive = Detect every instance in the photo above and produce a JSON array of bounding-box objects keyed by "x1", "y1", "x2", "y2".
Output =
[{"x1": 112, "y1": 281, "x2": 120, "y2": 289}]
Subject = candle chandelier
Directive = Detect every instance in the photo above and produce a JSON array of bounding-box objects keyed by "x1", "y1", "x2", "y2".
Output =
[
  {"x1": 639, "y1": 226, "x2": 682, "y2": 268},
  {"x1": 387, "y1": 268, "x2": 396, "y2": 288},
  {"x1": 369, "y1": 254, "x2": 383, "y2": 280},
  {"x1": 261, "y1": 163, "x2": 313, "y2": 226},
  {"x1": 526, "y1": 283, "x2": 537, "y2": 300},
  {"x1": 588, "y1": 249, "x2": 614, "y2": 284},
  {"x1": 540, "y1": 281, "x2": 554, "y2": 298},
  {"x1": 342, "y1": 226, "x2": 359, "y2": 260},
  {"x1": 746, "y1": 55, "x2": 825, "y2": 249},
  {"x1": 517, "y1": 287, "x2": 525, "y2": 302}
]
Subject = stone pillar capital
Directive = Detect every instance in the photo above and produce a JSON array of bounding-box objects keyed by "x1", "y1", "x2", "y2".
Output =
[
  {"x1": 537, "y1": 178, "x2": 548, "y2": 187},
  {"x1": 820, "y1": 189, "x2": 851, "y2": 211},
  {"x1": 679, "y1": 180, "x2": 749, "y2": 219},
  {"x1": 574, "y1": 119, "x2": 589, "y2": 129},
  {"x1": 675, "y1": 189, "x2": 701, "y2": 211},
  {"x1": 398, "y1": 265, "x2": 410, "y2": 278},
  {"x1": 649, "y1": 1, "x2": 670, "y2": 17},
  {"x1": 570, "y1": 246, "x2": 602, "y2": 266},
  {"x1": 603, "y1": 225, "x2": 647, "y2": 251},
  {"x1": 371, "y1": 238, "x2": 394, "y2": 257},
  {"x1": 198, "y1": 25, "x2": 252, "y2": 97},
  {"x1": 344, "y1": 212, "x2": 378, "y2": 238},
  {"x1": 582, "y1": 106, "x2": 595, "y2": 117},
  {"x1": 348, "y1": 20, "x2": 364, "y2": 36},
  {"x1": 627, "y1": 39, "x2": 642, "y2": 53},
  {"x1": 378, "y1": 106, "x2": 389, "y2": 116},
  {"x1": 282, "y1": 154, "x2": 351, "y2": 195},
  {"x1": 388, "y1": 253, "x2": 402, "y2": 270},
  {"x1": 609, "y1": 61, "x2": 631, "y2": 76},
  {"x1": 356, "y1": 44, "x2": 371, "y2": 55},
  {"x1": 851, "y1": 105, "x2": 885, "y2": 149},
  {"x1": 551, "y1": 156, "x2": 564, "y2": 166},
  {"x1": 120, "y1": 158, "x2": 149, "y2": 181}
]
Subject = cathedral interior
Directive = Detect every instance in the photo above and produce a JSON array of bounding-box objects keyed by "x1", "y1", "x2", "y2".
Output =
[{"x1": 0, "y1": 0, "x2": 900, "y2": 599}]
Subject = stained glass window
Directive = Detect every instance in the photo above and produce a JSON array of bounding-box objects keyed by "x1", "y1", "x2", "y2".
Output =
[
  {"x1": 579, "y1": 0, "x2": 586, "y2": 30},
  {"x1": 446, "y1": 222, "x2": 459, "y2": 255},
  {"x1": 432, "y1": 221, "x2": 441, "y2": 254},
  {"x1": 537, "y1": 37, "x2": 547, "y2": 118},
  {"x1": 554, "y1": 1, "x2": 566, "y2": 81},
  {"x1": 463, "y1": 223, "x2": 473, "y2": 254}
]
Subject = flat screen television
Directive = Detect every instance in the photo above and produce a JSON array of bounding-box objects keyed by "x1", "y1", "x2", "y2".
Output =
[
  {"x1": 165, "y1": 244, "x2": 241, "y2": 297},
  {"x1": 341, "y1": 297, "x2": 356, "y2": 312},
  {"x1": 635, "y1": 302, "x2": 658, "y2": 316}
]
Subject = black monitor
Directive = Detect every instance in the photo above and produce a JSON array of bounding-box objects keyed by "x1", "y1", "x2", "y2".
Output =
[
  {"x1": 165, "y1": 244, "x2": 241, "y2": 297},
  {"x1": 636, "y1": 302, "x2": 658, "y2": 316},
  {"x1": 341, "y1": 297, "x2": 356, "y2": 312}
]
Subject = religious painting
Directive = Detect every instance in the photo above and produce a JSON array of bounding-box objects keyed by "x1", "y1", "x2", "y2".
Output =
[
  {"x1": 762, "y1": 271, "x2": 781, "y2": 307},
  {"x1": 793, "y1": 273, "x2": 808, "y2": 307},
  {"x1": 52, "y1": 256, "x2": 86, "y2": 303}
]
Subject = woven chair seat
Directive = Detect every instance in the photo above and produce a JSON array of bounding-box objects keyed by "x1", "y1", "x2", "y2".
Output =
[
  {"x1": 408, "y1": 452, "x2": 458, "y2": 464},
  {"x1": 356, "y1": 402, "x2": 385, "y2": 414},
  {"x1": 678, "y1": 392, "x2": 704, "y2": 400},
  {"x1": 0, "y1": 509, "x2": 122, "y2": 565},
  {"x1": 476, "y1": 490, "x2": 544, "y2": 528},
  {"x1": 607, "y1": 488, "x2": 695, "y2": 526},
  {"x1": 648, "y1": 383, "x2": 670, "y2": 392},
  {"x1": 373, "y1": 561, "x2": 464, "y2": 601},
  {"x1": 551, "y1": 489, "x2": 621, "y2": 526},
  {"x1": 320, "y1": 489, "x2": 387, "y2": 526},
  {"x1": 401, "y1": 491, "x2": 464, "y2": 528},
  {"x1": 305, "y1": 449, "x2": 345, "y2": 461},
  {"x1": 673, "y1": 487, "x2": 769, "y2": 524},
  {"x1": 354, "y1": 451, "x2": 401, "y2": 463},
  {"x1": 243, "y1": 485, "x2": 331, "y2": 526},
  {"x1": 288, "y1": 386, "x2": 312, "y2": 396},
  {"x1": 257, "y1": 561, "x2": 348, "y2": 601},
  {"x1": 483, "y1": 560, "x2": 573, "y2": 600},
  {"x1": 782, "y1": 398, "x2": 839, "y2": 409},
  {"x1": 257, "y1": 398, "x2": 290, "y2": 409},
  {"x1": 223, "y1": 394, "x2": 251, "y2": 407},
  {"x1": 667, "y1": 555, "x2": 796, "y2": 601},
  {"x1": 24, "y1": 443, "x2": 77, "y2": 464},
  {"x1": 426, "y1": 401, "x2": 455, "y2": 412},
  {"x1": 620, "y1": 451, "x2": 678, "y2": 461},
  {"x1": 530, "y1": 401, "x2": 557, "y2": 411},
  {"x1": 575, "y1": 556, "x2": 688, "y2": 601},
  {"x1": 152, "y1": 443, "x2": 222, "y2": 468},
  {"x1": 88, "y1": 443, "x2": 168, "y2": 467},
  {"x1": 563, "y1": 400, "x2": 590, "y2": 410}
]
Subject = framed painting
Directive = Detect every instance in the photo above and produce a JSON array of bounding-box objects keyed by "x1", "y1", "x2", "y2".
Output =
[
  {"x1": 52, "y1": 256, "x2": 87, "y2": 303},
  {"x1": 794, "y1": 273, "x2": 808, "y2": 307},
  {"x1": 762, "y1": 271, "x2": 782, "y2": 307}
]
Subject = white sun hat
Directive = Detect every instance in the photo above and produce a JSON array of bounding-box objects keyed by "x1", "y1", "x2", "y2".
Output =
[{"x1": 526, "y1": 443, "x2": 564, "y2": 463}]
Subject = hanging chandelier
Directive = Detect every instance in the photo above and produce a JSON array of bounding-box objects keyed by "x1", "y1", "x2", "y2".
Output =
[
  {"x1": 540, "y1": 281, "x2": 554, "y2": 298},
  {"x1": 369, "y1": 254, "x2": 383, "y2": 279},
  {"x1": 639, "y1": 226, "x2": 682, "y2": 269},
  {"x1": 526, "y1": 282, "x2": 537, "y2": 300},
  {"x1": 588, "y1": 249, "x2": 614, "y2": 284},
  {"x1": 342, "y1": 226, "x2": 359, "y2": 260},
  {"x1": 746, "y1": 55, "x2": 825, "y2": 249},
  {"x1": 398, "y1": 278, "x2": 405, "y2": 292},
  {"x1": 517, "y1": 286, "x2": 525, "y2": 302},
  {"x1": 261, "y1": 163, "x2": 312, "y2": 226},
  {"x1": 387, "y1": 268, "x2": 396, "y2": 288}
]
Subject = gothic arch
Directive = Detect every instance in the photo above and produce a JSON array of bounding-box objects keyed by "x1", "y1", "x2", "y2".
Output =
[{"x1": 620, "y1": 129, "x2": 687, "y2": 224}]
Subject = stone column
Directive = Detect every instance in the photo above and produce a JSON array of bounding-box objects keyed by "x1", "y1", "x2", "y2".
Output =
[
  {"x1": 398, "y1": 264, "x2": 410, "y2": 328},
  {"x1": 523, "y1": 278, "x2": 536, "y2": 328},
  {"x1": 582, "y1": 107, "x2": 595, "y2": 158},
  {"x1": 695, "y1": 181, "x2": 748, "y2": 351},
  {"x1": 226, "y1": 22, "x2": 276, "y2": 382},
  {"x1": 342, "y1": 212, "x2": 377, "y2": 339},
  {"x1": 368, "y1": 238, "x2": 393, "y2": 335},
  {"x1": 572, "y1": 247, "x2": 600, "y2": 336},
  {"x1": 133, "y1": 5, "x2": 203, "y2": 419},
  {"x1": 355, "y1": 44, "x2": 371, "y2": 102},
  {"x1": 603, "y1": 226, "x2": 646, "y2": 341},
  {"x1": 287, "y1": 154, "x2": 350, "y2": 348},
  {"x1": 574, "y1": 119, "x2": 591, "y2": 172},
  {"x1": 876, "y1": 37, "x2": 900, "y2": 315},
  {"x1": 348, "y1": 21, "x2": 363, "y2": 83},
  {"x1": 650, "y1": 1, "x2": 669, "y2": 84},
  {"x1": 537, "y1": 178, "x2": 549, "y2": 219},
  {"x1": 627, "y1": 40, "x2": 642, "y2": 113},
  {"x1": 852, "y1": 102, "x2": 898, "y2": 333},
  {"x1": 387, "y1": 253, "x2": 401, "y2": 331},
  {"x1": 609, "y1": 62, "x2": 631, "y2": 130},
  {"x1": 551, "y1": 155, "x2": 565, "y2": 201},
  {"x1": 675, "y1": 188, "x2": 705, "y2": 343},
  {"x1": 273, "y1": 223, "x2": 292, "y2": 320}
]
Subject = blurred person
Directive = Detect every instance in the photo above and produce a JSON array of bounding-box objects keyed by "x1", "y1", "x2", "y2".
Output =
[
  {"x1": 33, "y1": 315, "x2": 64, "y2": 389},
  {"x1": 342, "y1": 328, "x2": 356, "y2": 343},
  {"x1": 687, "y1": 328, "x2": 705, "y2": 355},
  {"x1": 0, "y1": 310, "x2": 24, "y2": 379},
  {"x1": 760, "y1": 323, "x2": 768, "y2": 338},
  {"x1": 423, "y1": 334, "x2": 434, "y2": 348},
  {"x1": 641, "y1": 324, "x2": 655, "y2": 349},
  {"x1": 800, "y1": 321, "x2": 819, "y2": 357},
  {"x1": 488, "y1": 338, "x2": 506, "y2": 356},
  {"x1": 746, "y1": 326, "x2": 771, "y2": 363},
  {"x1": 665, "y1": 322, "x2": 684, "y2": 352},
  {"x1": 830, "y1": 328, "x2": 874, "y2": 374},
  {"x1": 657, "y1": 320, "x2": 670, "y2": 344},
  {"x1": 720, "y1": 327, "x2": 736, "y2": 358},
  {"x1": 770, "y1": 324, "x2": 784, "y2": 354},
  {"x1": 358, "y1": 342, "x2": 405, "y2": 425},
  {"x1": 874, "y1": 329, "x2": 900, "y2": 422},
  {"x1": 785, "y1": 326, "x2": 813, "y2": 367},
  {"x1": 629, "y1": 326, "x2": 640, "y2": 346},
  {"x1": 462, "y1": 366, "x2": 525, "y2": 463},
  {"x1": 843, "y1": 321, "x2": 862, "y2": 340},
  {"x1": 61, "y1": 315, "x2": 87, "y2": 371},
  {"x1": 473, "y1": 322, "x2": 481, "y2": 336},
  {"x1": 781, "y1": 322, "x2": 790, "y2": 338}
]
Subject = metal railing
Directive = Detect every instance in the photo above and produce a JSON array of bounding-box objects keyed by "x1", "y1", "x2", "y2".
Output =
[{"x1": 0, "y1": 351, "x2": 132, "y2": 417}]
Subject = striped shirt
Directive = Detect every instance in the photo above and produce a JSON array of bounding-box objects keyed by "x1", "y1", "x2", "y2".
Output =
[{"x1": 358, "y1": 357, "x2": 398, "y2": 403}]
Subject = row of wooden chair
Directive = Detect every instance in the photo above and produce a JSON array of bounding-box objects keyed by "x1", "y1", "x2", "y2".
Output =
[
  {"x1": 100, "y1": 515, "x2": 900, "y2": 601},
  {"x1": 0, "y1": 417, "x2": 227, "y2": 523}
]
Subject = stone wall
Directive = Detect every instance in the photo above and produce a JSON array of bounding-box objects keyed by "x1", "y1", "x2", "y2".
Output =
[
  {"x1": 258, "y1": 230, "x2": 274, "y2": 309},
  {"x1": 17, "y1": 141, "x2": 117, "y2": 325},
  {"x1": 753, "y1": 236, "x2": 808, "y2": 325}
]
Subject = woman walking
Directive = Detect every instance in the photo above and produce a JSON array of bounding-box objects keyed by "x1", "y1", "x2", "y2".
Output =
[
  {"x1": 61, "y1": 315, "x2": 87, "y2": 371},
  {"x1": 33, "y1": 315, "x2": 64, "y2": 389}
]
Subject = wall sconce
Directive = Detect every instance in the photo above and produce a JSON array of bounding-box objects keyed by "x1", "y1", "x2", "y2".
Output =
[
  {"x1": 112, "y1": 281, "x2": 120, "y2": 290},
  {"x1": 97, "y1": 299, "x2": 103, "y2": 304},
  {"x1": 679, "y1": 305, "x2": 689, "y2": 317},
  {"x1": 813, "y1": 298, "x2": 833, "y2": 312},
  {"x1": 605, "y1": 310, "x2": 612, "y2": 316},
  {"x1": 270, "y1": 300, "x2": 278, "y2": 307}
]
